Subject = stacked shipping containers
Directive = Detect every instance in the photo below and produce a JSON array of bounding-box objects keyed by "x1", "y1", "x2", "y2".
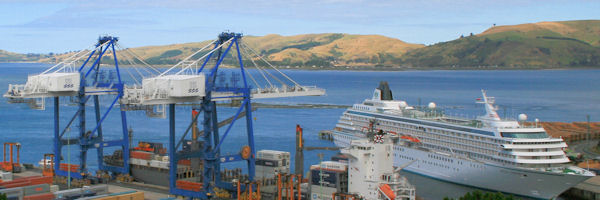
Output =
[
  {"x1": 255, "y1": 150, "x2": 290, "y2": 179},
  {"x1": 308, "y1": 161, "x2": 348, "y2": 200}
]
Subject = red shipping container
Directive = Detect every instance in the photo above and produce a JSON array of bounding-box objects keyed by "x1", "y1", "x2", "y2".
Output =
[
  {"x1": 176, "y1": 180, "x2": 203, "y2": 192},
  {"x1": 131, "y1": 151, "x2": 153, "y2": 160},
  {"x1": 24, "y1": 193, "x2": 54, "y2": 200},
  {"x1": 29, "y1": 177, "x2": 52, "y2": 185},
  {"x1": 59, "y1": 164, "x2": 79, "y2": 172},
  {"x1": 177, "y1": 159, "x2": 191, "y2": 166},
  {"x1": 0, "y1": 176, "x2": 53, "y2": 188},
  {"x1": 1, "y1": 182, "x2": 30, "y2": 188}
]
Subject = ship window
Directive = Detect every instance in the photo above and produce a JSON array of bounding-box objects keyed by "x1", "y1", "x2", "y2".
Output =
[{"x1": 501, "y1": 132, "x2": 548, "y2": 139}]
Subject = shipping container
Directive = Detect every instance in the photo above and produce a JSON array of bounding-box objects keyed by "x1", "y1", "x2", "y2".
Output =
[
  {"x1": 0, "y1": 176, "x2": 52, "y2": 188},
  {"x1": 54, "y1": 185, "x2": 108, "y2": 200},
  {"x1": 26, "y1": 73, "x2": 80, "y2": 93},
  {"x1": 130, "y1": 151, "x2": 153, "y2": 160},
  {"x1": 22, "y1": 184, "x2": 50, "y2": 196},
  {"x1": 78, "y1": 191, "x2": 144, "y2": 200},
  {"x1": 142, "y1": 74, "x2": 205, "y2": 99},
  {"x1": 0, "y1": 187, "x2": 24, "y2": 200},
  {"x1": 23, "y1": 192, "x2": 54, "y2": 200}
]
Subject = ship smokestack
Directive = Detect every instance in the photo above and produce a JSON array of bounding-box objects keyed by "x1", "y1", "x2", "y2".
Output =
[{"x1": 377, "y1": 81, "x2": 393, "y2": 100}]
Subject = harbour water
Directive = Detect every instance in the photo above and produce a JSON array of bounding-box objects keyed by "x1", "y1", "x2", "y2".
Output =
[{"x1": 1, "y1": 63, "x2": 599, "y2": 199}]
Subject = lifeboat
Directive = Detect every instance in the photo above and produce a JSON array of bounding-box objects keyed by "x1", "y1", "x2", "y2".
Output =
[
  {"x1": 379, "y1": 184, "x2": 396, "y2": 200},
  {"x1": 400, "y1": 135, "x2": 421, "y2": 143}
]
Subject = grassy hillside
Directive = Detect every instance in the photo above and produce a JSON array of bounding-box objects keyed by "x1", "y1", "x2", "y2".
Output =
[
  {"x1": 4, "y1": 20, "x2": 600, "y2": 69},
  {"x1": 0, "y1": 50, "x2": 45, "y2": 62},
  {"x1": 119, "y1": 33, "x2": 423, "y2": 67},
  {"x1": 401, "y1": 20, "x2": 600, "y2": 68}
]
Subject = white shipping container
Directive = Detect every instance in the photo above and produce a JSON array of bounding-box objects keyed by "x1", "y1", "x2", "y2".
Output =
[
  {"x1": 162, "y1": 156, "x2": 169, "y2": 162},
  {"x1": 0, "y1": 171, "x2": 13, "y2": 181},
  {"x1": 310, "y1": 161, "x2": 347, "y2": 171},
  {"x1": 139, "y1": 159, "x2": 148, "y2": 166},
  {"x1": 130, "y1": 158, "x2": 140, "y2": 165},
  {"x1": 27, "y1": 73, "x2": 80, "y2": 92},
  {"x1": 149, "y1": 160, "x2": 161, "y2": 168},
  {"x1": 257, "y1": 150, "x2": 290, "y2": 160},
  {"x1": 50, "y1": 185, "x2": 59, "y2": 193},
  {"x1": 159, "y1": 161, "x2": 169, "y2": 169},
  {"x1": 142, "y1": 74, "x2": 205, "y2": 98}
]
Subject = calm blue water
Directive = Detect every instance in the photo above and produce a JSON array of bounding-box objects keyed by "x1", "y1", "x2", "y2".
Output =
[{"x1": 1, "y1": 63, "x2": 599, "y2": 199}]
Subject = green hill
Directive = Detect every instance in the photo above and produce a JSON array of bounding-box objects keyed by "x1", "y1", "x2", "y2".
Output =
[
  {"x1": 0, "y1": 50, "x2": 55, "y2": 63},
  {"x1": 4, "y1": 20, "x2": 600, "y2": 69},
  {"x1": 401, "y1": 20, "x2": 600, "y2": 68},
  {"x1": 118, "y1": 33, "x2": 423, "y2": 67}
]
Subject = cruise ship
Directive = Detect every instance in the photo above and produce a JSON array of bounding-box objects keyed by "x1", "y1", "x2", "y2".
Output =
[{"x1": 331, "y1": 81, "x2": 595, "y2": 199}]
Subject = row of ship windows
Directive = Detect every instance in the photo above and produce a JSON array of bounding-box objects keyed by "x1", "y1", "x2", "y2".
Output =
[
  {"x1": 417, "y1": 134, "x2": 499, "y2": 156},
  {"x1": 351, "y1": 114, "x2": 503, "y2": 142},
  {"x1": 422, "y1": 143, "x2": 517, "y2": 165},
  {"x1": 348, "y1": 116, "x2": 518, "y2": 161},
  {"x1": 347, "y1": 114, "x2": 504, "y2": 148},
  {"x1": 354, "y1": 106, "x2": 372, "y2": 111},
  {"x1": 400, "y1": 128, "x2": 510, "y2": 160},
  {"x1": 512, "y1": 141, "x2": 563, "y2": 145},
  {"x1": 387, "y1": 126, "x2": 519, "y2": 163},
  {"x1": 428, "y1": 154, "x2": 454, "y2": 164},
  {"x1": 347, "y1": 120, "x2": 514, "y2": 162}
]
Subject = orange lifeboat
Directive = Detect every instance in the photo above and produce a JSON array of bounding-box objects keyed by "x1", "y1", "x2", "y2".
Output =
[
  {"x1": 379, "y1": 184, "x2": 396, "y2": 199},
  {"x1": 400, "y1": 135, "x2": 421, "y2": 143}
]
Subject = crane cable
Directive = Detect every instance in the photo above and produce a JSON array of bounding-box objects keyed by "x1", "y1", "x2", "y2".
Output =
[
  {"x1": 161, "y1": 39, "x2": 218, "y2": 76},
  {"x1": 241, "y1": 42, "x2": 300, "y2": 86},
  {"x1": 239, "y1": 43, "x2": 287, "y2": 87},
  {"x1": 230, "y1": 46, "x2": 260, "y2": 88},
  {"x1": 239, "y1": 43, "x2": 273, "y2": 88}
]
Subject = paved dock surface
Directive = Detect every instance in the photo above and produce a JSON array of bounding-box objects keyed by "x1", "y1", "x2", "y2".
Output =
[{"x1": 107, "y1": 182, "x2": 171, "y2": 200}]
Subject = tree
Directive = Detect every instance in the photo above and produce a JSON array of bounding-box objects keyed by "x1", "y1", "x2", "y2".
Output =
[{"x1": 445, "y1": 190, "x2": 516, "y2": 200}]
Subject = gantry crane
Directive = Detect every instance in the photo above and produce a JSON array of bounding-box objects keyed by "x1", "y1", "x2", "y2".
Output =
[
  {"x1": 5, "y1": 32, "x2": 324, "y2": 199},
  {"x1": 117, "y1": 32, "x2": 325, "y2": 199},
  {"x1": 3, "y1": 36, "x2": 156, "y2": 185}
]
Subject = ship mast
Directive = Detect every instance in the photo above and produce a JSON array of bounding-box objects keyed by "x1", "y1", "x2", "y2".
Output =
[{"x1": 477, "y1": 90, "x2": 501, "y2": 121}]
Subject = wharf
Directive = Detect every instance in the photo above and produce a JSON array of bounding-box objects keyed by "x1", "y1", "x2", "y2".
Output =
[
  {"x1": 12, "y1": 168, "x2": 172, "y2": 200},
  {"x1": 564, "y1": 176, "x2": 600, "y2": 200}
]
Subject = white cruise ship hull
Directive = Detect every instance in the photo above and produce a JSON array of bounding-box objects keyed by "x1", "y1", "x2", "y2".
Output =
[{"x1": 333, "y1": 130, "x2": 589, "y2": 199}]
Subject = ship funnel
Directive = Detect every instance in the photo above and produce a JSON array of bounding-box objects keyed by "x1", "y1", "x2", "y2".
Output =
[{"x1": 374, "y1": 81, "x2": 393, "y2": 101}]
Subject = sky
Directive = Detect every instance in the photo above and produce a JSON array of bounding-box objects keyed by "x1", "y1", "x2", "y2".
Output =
[{"x1": 0, "y1": 0, "x2": 598, "y2": 53}]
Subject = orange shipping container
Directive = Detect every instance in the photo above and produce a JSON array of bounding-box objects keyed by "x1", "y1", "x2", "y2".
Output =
[
  {"x1": 130, "y1": 151, "x2": 153, "y2": 160},
  {"x1": 176, "y1": 180, "x2": 203, "y2": 192},
  {"x1": 23, "y1": 193, "x2": 54, "y2": 200},
  {"x1": 94, "y1": 191, "x2": 145, "y2": 200},
  {"x1": 0, "y1": 176, "x2": 52, "y2": 188},
  {"x1": 177, "y1": 159, "x2": 191, "y2": 166}
]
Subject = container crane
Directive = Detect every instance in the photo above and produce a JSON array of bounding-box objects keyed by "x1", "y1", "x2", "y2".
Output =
[
  {"x1": 3, "y1": 36, "x2": 156, "y2": 185},
  {"x1": 118, "y1": 32, "x2": 325, "y2": 199}
]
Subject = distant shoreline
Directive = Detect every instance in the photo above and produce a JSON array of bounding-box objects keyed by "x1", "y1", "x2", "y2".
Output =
[{"x1": 1, "y1": 62, "x2": 598, "y2": 71}]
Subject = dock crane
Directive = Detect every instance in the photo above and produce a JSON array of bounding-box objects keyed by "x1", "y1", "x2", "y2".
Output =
[
  {"x1": 5, "y1": 32, "x2": 324, "y2": 199},
  {"x1": 117, "y1": 32, "x2": 325, "y2": 199},
  {"x1": 3, "y1": 36, "x2": 157, "y2": 185}
]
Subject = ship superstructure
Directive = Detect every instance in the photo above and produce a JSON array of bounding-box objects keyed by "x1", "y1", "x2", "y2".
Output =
[
  {"x1": 342, "y1": 135, "x2": 416, "y2": 200},
  {"x1": 331, "y1": 81, "x2": 594, "y2": 199}
]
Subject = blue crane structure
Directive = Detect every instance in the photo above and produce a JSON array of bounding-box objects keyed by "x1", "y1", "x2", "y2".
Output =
[
  {"x1": 53, "y1": 36, "x2": 130, "y2": 180},
  {"x1": 5, "y1": 32, "x2": 324, "y2": 199},
  {"x1": 122, "y1": 32, "x2": 325, "y2": 199},
  {"x1": 3, "y1": 36, "x2": 156, "y2": 184},
  {"x1": 169, "y1": 32, "x2": 253, "y2": 199}
]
